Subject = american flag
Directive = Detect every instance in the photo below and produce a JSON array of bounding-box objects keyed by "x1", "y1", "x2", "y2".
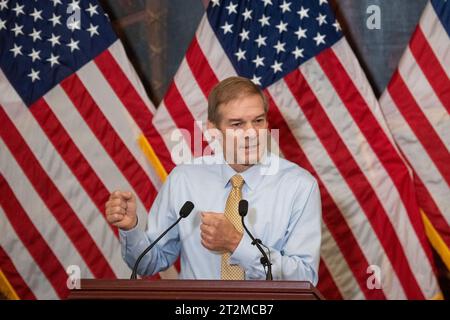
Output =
[
  {"x1": 151, "y1": 0, "x2": 442, "y2": 299},
  {"x1": 0, "y1": 0, "x2": 172, "y2": 299},
  {"x1": 379, "y1": 0, "x2": 450, "y2": 272}
]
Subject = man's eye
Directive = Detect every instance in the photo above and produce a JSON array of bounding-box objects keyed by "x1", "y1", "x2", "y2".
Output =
[{"x1": 231, "y1": 123, "x2": 241, "y2": 127}]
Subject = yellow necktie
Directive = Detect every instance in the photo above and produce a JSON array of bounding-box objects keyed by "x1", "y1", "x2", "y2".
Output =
[{"x1": 221, "y1": 174, "x2": 245, "y2": 280}]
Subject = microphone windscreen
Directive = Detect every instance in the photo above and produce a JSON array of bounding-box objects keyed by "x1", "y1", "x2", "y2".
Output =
[
  {"x1": 238, "y1": 199, "x2": 248, "y2": 217},
  {"x1": 179, "y1": 201, "x2": 195, "y2": 218}
]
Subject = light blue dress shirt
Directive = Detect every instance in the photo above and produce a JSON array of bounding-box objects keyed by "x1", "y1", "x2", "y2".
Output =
[{"x1": 119, "y1": 153, "x2": 322, "y2": 285}]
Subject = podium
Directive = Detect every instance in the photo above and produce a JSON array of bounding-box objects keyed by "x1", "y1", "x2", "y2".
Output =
[{"x1": 68, "y1": 279, "x2": 324, "y2": 300}]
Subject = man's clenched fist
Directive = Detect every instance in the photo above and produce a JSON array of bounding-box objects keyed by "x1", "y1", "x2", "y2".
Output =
[
  {"x1": 105, "y1": 191, "x2": 137, "y2": 231},
  {"x1": 200, "y1": 212, "x2": 243, "y2": 253}
]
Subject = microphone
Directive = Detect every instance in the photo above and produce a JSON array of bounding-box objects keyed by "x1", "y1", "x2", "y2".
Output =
[
  {"x1": 238, "y1": 200, "x2": 273, "y2": 280},
  {"x1": 130, "y1": 201, "x2": 194, "y2": 279}
]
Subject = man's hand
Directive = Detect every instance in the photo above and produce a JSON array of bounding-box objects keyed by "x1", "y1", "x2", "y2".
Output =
[
  {"x1": 200, "y1": 212, "x2": 243, "y2": 253},
  {"x1": 105, "y1": 191, "x2": 137, "y2": 231}
]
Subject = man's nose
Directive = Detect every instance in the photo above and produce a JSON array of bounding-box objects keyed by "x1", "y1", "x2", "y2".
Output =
[{"x1": 243, "y1": 122, "x2": 257, "y2": 133}]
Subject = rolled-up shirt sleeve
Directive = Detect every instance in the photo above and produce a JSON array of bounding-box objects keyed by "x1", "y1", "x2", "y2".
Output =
[{"x1": 230, "y1": 179, "x2": 322, "y2": 285}]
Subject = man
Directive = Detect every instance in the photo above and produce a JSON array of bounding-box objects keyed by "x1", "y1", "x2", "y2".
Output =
[{"x1": 105, "y1": 76, "x2": 322, "y2": 283}]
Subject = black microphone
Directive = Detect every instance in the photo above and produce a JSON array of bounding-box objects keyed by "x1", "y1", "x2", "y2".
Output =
[
  {"x1": 130, "y1": 201, "x2": 194, "y2": 279},
  {"x1": 238, "y1": 200, "x2": 273, "y2": 280}
]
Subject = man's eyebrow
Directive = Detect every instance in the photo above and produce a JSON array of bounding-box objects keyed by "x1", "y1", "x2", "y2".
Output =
[
  {"x1": 253, "y1": 113, "x2": 266, "y2": 119},
  {"x1": 227, "y1": 113, "x2": 266, "y2": 122}
]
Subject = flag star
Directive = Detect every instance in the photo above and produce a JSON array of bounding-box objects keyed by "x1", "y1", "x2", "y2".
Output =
[
  {"x1": 234, "y1": 48, "x2": 246, "y2": 61},
  {"x1": 49, "y1": 13, "x2": 62, "y2": 27},
  {"x1": 29, "y1": 28, "x2": 42, "y2": 42},
  {"x1": 251, "y1": 75, "x2": 262, "y2": 86},
  {"x1": 11, "y1": 23, "x2": 24, "y2": 36},
  {"x1": 226, "y1": 2, "x2": 238, "y2": 15},
  {"x1": 271, "y1": 60, "x2": 283, "y2": 73},
  {"x1": 333, "y1": 20, "x2": 342, "y2": 32},
  {"x1": 242, "y1": 8, "x2": 252, "y2": 21},
  {"x1": 68, "y1": 0, "x2": 81, "y2": 11},
  {"x1": 85, "y1": 3, "x2": 99, "y2": 17},
  {"x1": 0, "y1": 18, "x2": 6, "y2": 31},
  {"x1": 220, "y1": 21, "x2": 233, "y2": 34},
  {"x1": 316, "y1": 13, "x2": 327, "y2": 26},
  {"x1": 67, "y1": 19, "x2": 81, "y2": 31},
  {"x1": 46, "y1": 53, "x2": 60, "y2": 67},
  {"x1": 28, "y1": 48, "x2": 41, "y2": 62},
  {"x1": 211, "y1": 0, "x2": 220, "y2": 7},
  {"x1": 297, "y1": 6, "x2": 309, "y2": 19},
  {"x1": 239, "y1": 28, "x2": 250, "y2": 41},
  {"x1": 279, "y1": 1, "x2": 291, "y2": 13},
  {"x1": 259, "y1": 14, "x2": 270, "y2": 27},
  {"x1": 28, "y1": 68, "x2": 40, "y2": 82},
  {"x1": 292, "y1": 46, "x2": 304, "y2": 59},
  {"x1": 273, "y1": 40, "x2": 286, "y2": 54},
  {"x1": 313, "y1": 32, "x2": 326, "y2": 45},
  {"x1": 47, "y1": 33, "x2": 61, "y2": 47},
  {"x1": 51, "y1": 0, "x2": 62, "y2": 6},
  {"x1": 275, "y1": 20, "x2": 288, "y2": 33},
  {"x1": 294, "y1": 26, "x2": 307, "y2": 39},
  {"x1": 30, "y1": 8, "x2": 43, "y2": 22},
  {"x1": 261, "y1": 0, "x2": 272, "y2": 7},
  {"x1": 9, "y1": 43, "x2": 22, "y2": 57},
  {"x1": 87, "y1": 23, "x2": 99, "y2": 37},
  {"x1": 12, "y1": 2, "x2": 24, "y2": 16},
  {"x1": 67, "y1": 38, "x2": 80, "y2": 52},
  {"x1": 0, "y1": 0, "x2": 8, "y2": 11},
  {"x1": 319, "y1": 0, "x2": 328, "y2": 5},
  {"x1": 254, "y1": 34, "x2": 267, "y2": 48},
  {"x1": 252, "y1": 55, "x2": 265, "y2": 68}
]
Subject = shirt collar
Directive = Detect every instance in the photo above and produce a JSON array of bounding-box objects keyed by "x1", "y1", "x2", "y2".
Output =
[{"x1": 220, "y1": 152, "x2": 272, "y2": 190}]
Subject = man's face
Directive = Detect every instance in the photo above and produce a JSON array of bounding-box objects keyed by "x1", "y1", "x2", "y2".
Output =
[{"x1": 208, "y1": 94, "x2": 269, "y2": 166}]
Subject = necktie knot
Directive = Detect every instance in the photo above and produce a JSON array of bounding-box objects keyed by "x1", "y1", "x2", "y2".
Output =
[{"x1": 230, "y1": 174, "x2": 244, "y2": 189}]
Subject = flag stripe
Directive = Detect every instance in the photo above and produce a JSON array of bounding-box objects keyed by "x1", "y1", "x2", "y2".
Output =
[
  {"x1": 195, "y1": 16, "x2": 236, "y2": 80},
  {"x1": 302, "y1": 50, "x2": 437, "y2": 295},
  {"x1": 315, "y1": 48, "x2": 435, "y2": 266},
  {"x1": 284, "y1": 70, "x2": 424, "y2": 299},
  {"x1": 77, "y1": 62, "x2": 162, "y2": 191},
  {"x1": 319, "y1": 224, "x2": 369, "y2": 300},
  {"x1": 0, "y1": 247, "x2": 35, "y2": 300},
  {"x1": 420, "y1": 2, "x2": 450, "y2": 78},
  {"x1": 317, "y1": 259, "x2": 344, "y2": 300},
  {"x1": 266, "y1": 89, "x2": 388, "y2": 299},
  {"x1": 42, "y1": 85, "x2": 150, "y2": 239},
  {"x1": 163, "y1": 82, "x2": 208, "y2": 156},
  {"x1": 60, "y1": 74, "x2": 157, "y2": 210},
  {"x1": 0, "y1": 106, "x2": 116, "y2": 279},
  {"x1": 380, "y1": 91, "x2": 450, "y2": 218},
  {"x1": 410, "y1": 27, "x2": 450, "y2": 113},
  {"x1": 94, "y1": 49, "x2": 175, "y2": 173},
  {"x1": 1, "y1": 76, "x2": 128, "y2": 279},
  {"x1": 174, "y1": 58, "x2": 209, "y2": 123},
  {"x1": 415, "y1": 175, "x2": 450, "y2": 248},
  {"x1": 0, "y1": 174, "x2": 68, "y2": 298},
  {"x1": 399, "y1": 48, "x2": 450, "y2": 148},
  {"x1": 29, "y1": 99, "x2": 117, "y2": 237},
  {"x1": 1, "y1": 138, "x2": 95, "y2": 280},
  {"x1": 0, "y1": 207, "x2": 57, "y2": 300},
  {"x1": 388, "y1": 71, "x2": 450, "y2": 185},
  {"x1": 317, "y1": 45, "x2": 440, "y2": 263},
  {"x1": 186, "y1": 37, "x2": 219, "y2": 97}
]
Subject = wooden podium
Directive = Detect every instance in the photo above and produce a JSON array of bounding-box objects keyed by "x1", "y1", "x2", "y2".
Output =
[{"x1": 68, "y1": 279, "x2": 324, "y2": 300}]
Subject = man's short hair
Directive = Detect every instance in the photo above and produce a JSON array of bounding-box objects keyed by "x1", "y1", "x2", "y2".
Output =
[{"x1": 207, "y1": 76, "x2": 268, "y2": 124}]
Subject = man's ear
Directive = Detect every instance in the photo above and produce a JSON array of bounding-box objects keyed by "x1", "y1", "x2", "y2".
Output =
[{"x1": 207, "y1": 120, "x2": 216, "y2": 130}]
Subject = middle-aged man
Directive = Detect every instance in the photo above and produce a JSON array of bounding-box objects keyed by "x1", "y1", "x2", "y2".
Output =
[{"x1": 105, "y1": 76, "x2": 322, "y2": 283}]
